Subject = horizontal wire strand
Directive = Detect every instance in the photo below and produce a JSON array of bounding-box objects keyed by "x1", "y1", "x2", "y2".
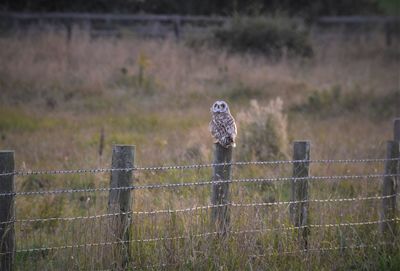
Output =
[
  {"x1": 1, "y1": 157, "x2": 398, "y2": 177},
  {"x1": 2, "y1": 217, "x2": 397, "y2": 255},
  {"x1": 0, "y1": 194, "x2": 394, "y2": 225},
  {"x1": 1, "y1": 193, "x2": 397, "y2": 225},
  {"x1": 1, "y1": 173, "x2": 398, "y2": 197}
]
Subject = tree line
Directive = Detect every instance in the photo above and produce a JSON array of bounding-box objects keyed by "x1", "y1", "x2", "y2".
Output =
[{"x1": 1, "y1": 0, "x2": 397, "y2": 18}]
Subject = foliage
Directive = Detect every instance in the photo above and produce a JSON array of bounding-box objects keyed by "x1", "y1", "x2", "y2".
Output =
[
  {"x1": 0, "y1": 0, "x2": 384, "y2": 17},
  {"x1": 292, "y1": 86, "x2": 400, "y2": 119},
  {"x1": 224, "y1": 82, "x2": 264, "y2": 102},
  {"x1": 237, "y1": 98, "x2": 289, "y2": 161},
  {"x1": 378, "y1": 0, "x2": 400, "y2": 15},
  {"x1": 214, "y1": 16, "x2": 313, "y2": 58},
  {"x1": 0, "y1": 108, "x2": 61, "y2": 132}
]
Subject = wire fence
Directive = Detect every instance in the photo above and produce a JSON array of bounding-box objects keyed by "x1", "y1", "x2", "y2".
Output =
[
  {"x1": 0, "y1": 192, "x2": 394, "y2": 225},
  {"x1": 1, "y1": 154, "x2": 399, "y2": 270},
  {"x1": 0, "y1": 217, "x2": 395, "y2": 255},
  {"x1": 1, "y1": 157, "x2": 399, "y2": 177},
  {"x1": 0, "y1": 173, "x2": 398, "y2": 197}
]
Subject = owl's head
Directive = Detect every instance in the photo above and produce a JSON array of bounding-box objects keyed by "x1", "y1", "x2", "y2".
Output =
[{"x1": 211, "y1": 100, "x2": 230, "y2": 113}]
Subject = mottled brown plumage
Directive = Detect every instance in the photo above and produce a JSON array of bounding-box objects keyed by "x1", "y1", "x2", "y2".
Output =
[{"x1": 209, "y1": 101, "x2": 237, "y2": 148}]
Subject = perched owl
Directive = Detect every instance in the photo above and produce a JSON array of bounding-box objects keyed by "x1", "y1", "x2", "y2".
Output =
[{"x1": 209, "y1": 100, "x2": 237, "y2": 148}]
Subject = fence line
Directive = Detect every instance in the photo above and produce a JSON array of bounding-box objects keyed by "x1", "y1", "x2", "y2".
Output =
[
  {"x1": 0, "y1": 193, "x2": 397, "y2": 226},
  {"x1": 1, "y1": 217, "x2": 397, "y2": 256},
  {"x1": 1, "y1": 119, "x2": 399, "y2": 269},
  {"x1": 0, "y1": 173, "x2": 398, "y2": 198},
  {"x1": 317, "y1": 16, "x2": 400, "y2": 24},
  {"x1": 1, "y1": 157, "x2": 398, "y2": 177},
  {"x1": 0, "y1": 12, "x2": 227, "y2": 24}
]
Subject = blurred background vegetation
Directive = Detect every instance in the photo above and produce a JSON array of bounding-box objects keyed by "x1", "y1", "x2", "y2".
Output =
[{"x1": 1, "y1": 0, "x2": 399, "y2": 17}]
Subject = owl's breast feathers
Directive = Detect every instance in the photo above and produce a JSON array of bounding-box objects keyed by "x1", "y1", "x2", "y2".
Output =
[{"x1": 209, "y1": 113, "x2": 237, "y2": 148}]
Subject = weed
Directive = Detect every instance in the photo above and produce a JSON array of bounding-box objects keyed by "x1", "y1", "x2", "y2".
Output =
[{"x1": 237, "y1": 98, "x2": 289, "y2": 161}]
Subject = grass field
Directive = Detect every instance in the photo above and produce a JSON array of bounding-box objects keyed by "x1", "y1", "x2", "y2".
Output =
[{"x1": 0, "y1": 27, "x2": 399, "y2": 270}]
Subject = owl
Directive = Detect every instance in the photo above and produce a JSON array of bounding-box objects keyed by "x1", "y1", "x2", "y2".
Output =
[{"x1": 209, "y1": 100, "x2": 237, "y2": 148}]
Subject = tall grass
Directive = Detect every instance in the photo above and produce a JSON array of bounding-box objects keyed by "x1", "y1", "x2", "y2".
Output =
[{"x1": 0, "y1": 27, "x2": 399, "y2": 270}]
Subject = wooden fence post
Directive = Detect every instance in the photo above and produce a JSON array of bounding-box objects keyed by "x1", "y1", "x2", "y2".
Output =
[
  {"x1": 290, "y1": 141, "x2": 310, "y2": 250},
  {"x1": 385, "y1": 22, "x2": 392, "y2": 47},
  {"x1": 380, "y1": 141, "x2": 399, "y2": 239},
  {"x1": 211, "y1": 143, "x2": 232, "y2": 236},
  {"x1": 173, "y1": 16, "x2": 181, "y2": 41},
  {"x1": 395, "y1": 118, "x2": 400, "y2": 199},
  {"x1": 66, "y1": 23, "x2": 72, "y2": 42},
  {"x1": 0, "y1": 151, "x2": 15, "y2": 271},
  {"x1": 394, "y1": 118, "x2": 400, "y2": 142},
  {"x1": 108, "y1": 145, "x2": 134, "y2": 269}
]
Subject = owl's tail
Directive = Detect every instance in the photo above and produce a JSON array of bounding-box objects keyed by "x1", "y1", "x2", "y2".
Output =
[{"x1": 220, "y1": 136, "x2": 235, "y2": 148}]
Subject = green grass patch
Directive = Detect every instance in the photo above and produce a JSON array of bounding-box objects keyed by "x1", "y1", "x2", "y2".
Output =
[
  {"x1": 0, "y1": 108, "x2": 40, "y2": 131},
  {"x1": 223, "y1": 82, "x2": 264, "y2": 102},
  {"x1": 0, "y1": 108, "x2": 63, "y2": 132},
  {"x1": 292, "y1": 86, "x2": 400, "y2": 119}
]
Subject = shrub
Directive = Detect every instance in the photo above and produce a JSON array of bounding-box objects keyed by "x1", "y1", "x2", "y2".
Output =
[
  {"x1": 225, "y1": 82, "x2": 264, "y2": 102},
  {"x1": 214, "y1": 16, "x2": 313, "y2": 58},
  {"x1": 298, "y1": 85, "x2": 342, "y2": 113},
  {"x1": 292, "y1": 86, "x2": 400, "y2": 119},
  {"x1": 237, "y1": 98, "x2": 289, "y2": 161}
]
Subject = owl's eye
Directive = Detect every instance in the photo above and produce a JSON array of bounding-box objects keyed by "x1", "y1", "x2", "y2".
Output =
[{"x1": 221, "y1": 104, "x2": 225, "y2": 108}]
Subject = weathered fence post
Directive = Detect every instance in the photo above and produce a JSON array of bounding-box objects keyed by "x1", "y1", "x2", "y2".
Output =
[
  {"x1": 385, "y1": 22, "x2": 392, "y2": 47},
  {"x1": 173, "y1": 16, "x2": 182, "y2": 41},
  {"x1": 0, "y1": 151, "x2": 15, "y2": 271},
  {"x1": 290, "y1": 141, "x2": 310, "y2": 250},
  {"x1": 211, "y1": 143, "x2": 232, "y2": 236},
  {"x1": 108, "y1": 145, "x2": 134, "y2": 269},
  {"x1": 99, "y1": 128, "x2": 105, "y2": 157},
  {"x1": 380, "y1": 141, "x2": 399, "y2": 239},
  {"x1": 66, "y1": 23, "x2": 72, "y2": 42},
  {"x1": 394, "y1": 118, "x2": 400, "y2": 142},
  {"x1": 395, "y1": 118, "x2": 400, "y2": 198}
]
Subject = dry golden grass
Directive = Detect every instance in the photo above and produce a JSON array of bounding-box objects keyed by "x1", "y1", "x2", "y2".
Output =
[{"x1": 0, "y1": 28, "x2": 399, "y2": 270}]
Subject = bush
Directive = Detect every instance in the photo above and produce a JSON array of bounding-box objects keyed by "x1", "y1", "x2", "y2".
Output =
[
  {"x1": 214, "y1": 16, "x2": 313, "y2": 58},
  {"x1": 237, "y1": 98, "x2": 289, "y2": 161},
  {"x1": 292, "y1": 86, "x2": 400, "y2": 119},
  {"x1": 224, "y1": 82, "x2": 264, "y2": 102}
]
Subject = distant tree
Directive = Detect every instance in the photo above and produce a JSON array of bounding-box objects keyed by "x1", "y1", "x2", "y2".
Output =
[
  {"x1": 377, "y1": 0, "x2": 400, "y2": 15},
  {"x1": 0, "y1": 0, "x2": 385, "y2": 17}
]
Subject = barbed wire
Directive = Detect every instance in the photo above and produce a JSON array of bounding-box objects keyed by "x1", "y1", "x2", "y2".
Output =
[
  {"x1": 1, "y1": 157, "x2": 398, "y2": 177},
  {"x1": 0, "y1": 173, "x2": 398, "y2": 197},
  {"x1": 2, "y1": 156, "x2": 397, "y2": 267},
  {"x1": 0, "y1": 193, "x2": 396, "y2": 225},
  {"x1": 131, "y1": 217, "x2": 398, "y2": 243},
  {"x1": 1, "y1": 217, "x2": 396, "y2": 256}
]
